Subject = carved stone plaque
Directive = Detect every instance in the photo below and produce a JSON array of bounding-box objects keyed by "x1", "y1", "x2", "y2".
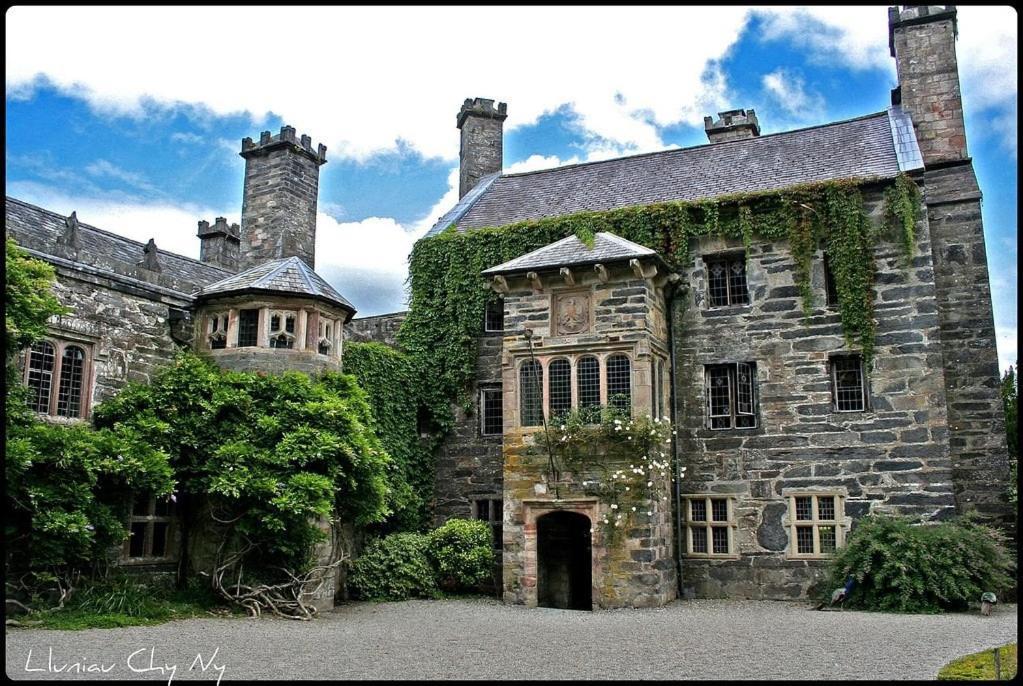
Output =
[{"x1": 555, "y1": 292, "x2": 591, "y2": 335}]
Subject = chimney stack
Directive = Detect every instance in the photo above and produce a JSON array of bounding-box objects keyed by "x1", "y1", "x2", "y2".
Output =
[
  {"x1": 888, "y1": 5, "x2": 966, "y2": 165},
  {"x1": 457, "y1": 97, "x2": 508, "y2": 198},
  {"x1": 197, "y1": 216, "x2": 241, "y2": 272},
  {"x1": 704, "y1": 109, "x2": 761, "y2": 143}
]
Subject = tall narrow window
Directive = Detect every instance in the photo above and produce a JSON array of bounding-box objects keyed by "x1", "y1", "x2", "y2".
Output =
[
  {"x1": 472, "y1": 497, "x2": 503, "y2": 550},
  {"x1": 485, "y1": 297, "x2": 504, "y2": 332},
  {"x1": 823, "y1": 253, "x2": 839, "y2": 307},
  {"x1": 208, "y1": 313, "x2": 228, "y2": 350},
  {"x1": 606, "y1": 354, "x2": 632, "y2": 411},
  {"x1": 657, "y1": 358, "x2": 667, "y2": 419},
  {"x1": 56, "y1": 345, "x2": 85, "y2": 418},
  {"x1": 548, "y1": 359, "x2": 572, "y2": 418},
  {"x1": 831, "y1": 355, "x2": 867, "y2": 412},
  {"x1": 480, "y1": 386, "x2": 503, "y2": 436},
  {"x1": 653, "y1": 359, "x2": 660, "y2": 419},
  {"x1": 519, "y1": 361, "x2": 544, "y2": 427},
  {"x1": 705, "y1": 362, "x2": 758, "y2": 429},
  {"x1": 706, "y1": 254, "x2": 749, "y2": 307},
  {"x1": 237, "y1": 309, "x2": 259, "y2": 347},
  {"x1": 268, "y1": 310, "x2": 296, "y2": 349},
  {"x1": 26, "y1": 341, "x2": 55, "y2": 413}
]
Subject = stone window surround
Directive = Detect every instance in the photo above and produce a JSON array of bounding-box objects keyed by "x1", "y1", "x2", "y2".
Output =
[
  {"x1": 682, "y1": 495, "x2": 739, "y2": 559},
  {"x1": 781, "y1": 489, "x2": 849, "y2": 560},
  {"x1": 121, "y1": 493, "x2": 178, "y2": 565},
  {"x1": 471, "y1": 495, "x2": 504, "y2": 550},
  {"x1": 518, "y1": 499, "x2": 600, "y2": 609},
  {"x1": 516, "y1": 350, "x2": 635, "y2": 426},
  {"x1": 200, "y1": 303, "x2": 344, "y2": 358},
  {"x1": 22, "y1": 335, "x2": 95, "y2": 421},
  {"x1": 484, "y1": 296, "x2": 505, "y2": 333}
]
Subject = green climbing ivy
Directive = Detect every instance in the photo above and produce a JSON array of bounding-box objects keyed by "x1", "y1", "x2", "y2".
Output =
[{"x1": 399, "y1": 174, "x2": 922, "y2": 438}]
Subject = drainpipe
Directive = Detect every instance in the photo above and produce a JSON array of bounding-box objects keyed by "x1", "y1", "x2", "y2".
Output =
[{"x1": 666, "y1": 281, "x2": 687, "y2": 600}]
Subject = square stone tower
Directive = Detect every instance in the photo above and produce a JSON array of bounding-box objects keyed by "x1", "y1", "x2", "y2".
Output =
[{"x1": 239, "y1": 126, "x2": 327, "y2": 270}]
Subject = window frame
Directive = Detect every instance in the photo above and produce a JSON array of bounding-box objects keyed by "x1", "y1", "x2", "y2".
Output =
[
  {"x1": 518, "y1": 359, "x2": 545, "y2": 427},
  {"x1": 516, "y1": 352, "x2": 638, "y2": 427},
  {"x1": 484, "y1": 297, "x2": 504, "y2": 333},
  {"x1": 480, "y1": 385, "x2": 504, "y2": 437},
  {"x1": 830, "y1": 354, "x2": 868, "y2": 413},
  {"x1": 121, "y1": 494, "x2": 178, "y2": 565},
  {"x1": 267, "y1": 309, "x2": 298, "y2": 349},
  {"x1": 237, "y1": 308, "x2": 259, "y2": 347},
  {"x1": 785, "y1": 492, "x2": 846, "y2": 560},
  {"x1": 704, "y1": 362, "x2": 758, "y2": 430},
  {"x1": 471, "y1": 496, "x2": 503, "y2": 550},
  {"x1": 705, "y1": 253, "x2": 750, "y2": 308},
  {"x1": 682, "y1": 496, "x2": 739, "y2": 559},
  {"x1": 23, "y1": 337, "x2": 94, "y2": 420}
]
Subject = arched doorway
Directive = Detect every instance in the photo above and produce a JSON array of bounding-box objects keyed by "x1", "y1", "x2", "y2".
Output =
[{"x1": 537, "y1": 511, "x2": 592, "y2": 610}]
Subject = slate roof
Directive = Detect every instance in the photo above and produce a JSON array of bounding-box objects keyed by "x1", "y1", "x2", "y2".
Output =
[
  {"x1": 426, "y1": 109, "x2": 920, "y2": 238},
  {"x1": 5, "y1": 196, "x2": 232, "y2": 295},
  {"x1": 483, "y1": 232, "x2": 658, "y2": 275},
  {"x1": 196, "y1": 256, "x2": 356, "y2": 316}
]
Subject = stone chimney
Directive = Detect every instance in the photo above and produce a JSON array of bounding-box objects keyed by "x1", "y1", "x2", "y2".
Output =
[
  {"x1": 457, "y1": 97, "x2": 507, "y2": 198},
  {"x1": 704, "y1": 109, "x2": 761, "y2": 143},
  {"x1": 888, "y1": 5, "x2": 966, "y2": 165},
  {"x1": 197, "y1": 216, "x2": 241, "y2": 272},
  {"x1": 238, "y1": 126, "x2": 327, "y2": 270}
]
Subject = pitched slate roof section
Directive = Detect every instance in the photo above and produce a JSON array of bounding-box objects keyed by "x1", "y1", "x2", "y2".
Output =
[
  {"x1": 5, "y1": 196, "x2": 232, "y2": 294},
  {"x1": 196, "y1": 256, "x2": 356, "y2": 315},
  {"x1": 482, "y1": 232, "x2": 658, "y2": 275},
  {"x1": 426, "y1": 111, "x2": 906, "y2": 236},
  {"x1": 428, "y1": 172, "x2": 500, "y2": 236}
]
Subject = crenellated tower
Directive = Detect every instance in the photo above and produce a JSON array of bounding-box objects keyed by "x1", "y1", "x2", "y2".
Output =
[{"x1": 239, "y1": 126, "x2": 327, "y2": 270}]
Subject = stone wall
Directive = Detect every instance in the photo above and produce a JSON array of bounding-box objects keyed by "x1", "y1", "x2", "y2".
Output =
[
  {"x1": 673, "y1": 185, "x2": 957, "y2": 600},
  {"x1": 344, "y1": 311, "x2": 408, "y2": 348},
  {"x1": 923, "y1": 163, "x2": 1012, "y2": 528},
  {"x1": 42, "y1": 265, "x2": 191, "y2": 408}
]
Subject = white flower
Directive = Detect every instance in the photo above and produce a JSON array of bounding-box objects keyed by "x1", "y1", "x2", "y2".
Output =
[
  {"x1": 631, "y1": 507, "x2": 637, "y2": 512},
  {"x1": 610, "y1": 503, "x2": 618, "y2": 509},
  {"x1": 648, "y1": 481, "x2": 653, "y2": 487},
  {"x1": 647, "y1": 511, "x2": 653, "y2": 516},
  {"x1": 625, "y1": 486, "x2": 630, "y2": 491},
  {"x1": 561, "y1": 425, "x2": 566, "y2": 431}
]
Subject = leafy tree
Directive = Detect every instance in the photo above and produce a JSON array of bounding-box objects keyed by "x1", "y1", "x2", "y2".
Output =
[{"x1": 93, "y1": 352, "x2": 393, "y2": 573}]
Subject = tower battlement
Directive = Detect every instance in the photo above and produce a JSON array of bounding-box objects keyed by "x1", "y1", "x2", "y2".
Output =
[{"x1": 241, "y1": 125, "x2": 327, "y2": 165}]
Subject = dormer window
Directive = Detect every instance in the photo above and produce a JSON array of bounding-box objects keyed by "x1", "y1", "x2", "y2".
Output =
[
  {"x1": 268, "y1": 310, "x2": 296, "y2": 349},
  {"x1": 208, "y1": 313, "x2": 228, "y2": 350}
]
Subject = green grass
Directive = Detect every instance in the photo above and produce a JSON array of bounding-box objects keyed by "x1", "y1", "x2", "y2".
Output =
[
  {"x1": 938, "y1": 643, "x2": 1017, "y2": 681},
  {"x1": 11, "y1": 576, "x2": 242, "y2": 630}
]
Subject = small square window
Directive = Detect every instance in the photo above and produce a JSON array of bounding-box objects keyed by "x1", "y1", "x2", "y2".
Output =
[
  {"x1": 706, "y1": 254, "x2": 749, "y2": 307},
  {"x1": 481, "y1": 386, "x2": 503, "y2": 436},
  {"x1": 705, "y1": 362, "x2": 758, "y2": 430},
  {"x1": 122, "y1": 494, "x2": 177, "y2": 564},
  {"x1": 831, "y1": 356, "x2": 867, "y2": 412},
  {"x1": 684, "y1": 496, "x2": 737, "y2": 558},
  {"x1": 787, "y1": 493, "x2": 845, "y2": 559},
  {"x1": 471, "y1": 497, "x2": 503, "y2": 550}
]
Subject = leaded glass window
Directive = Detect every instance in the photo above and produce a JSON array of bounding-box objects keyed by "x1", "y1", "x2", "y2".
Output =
[
  {"x1": 519, "y1": 361, "x2": 543, "y2": 427},
  {"x1": 549, "y1": 359, "x2": 572, "y2": 418},
  {"x1": 606, "y1": 354, "x2": 631, "y2": 411}
]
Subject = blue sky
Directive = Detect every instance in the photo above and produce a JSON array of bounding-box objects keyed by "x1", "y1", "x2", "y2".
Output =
[{"x1": 5, "y1": 6, "x2": 1017, "y2": 371}]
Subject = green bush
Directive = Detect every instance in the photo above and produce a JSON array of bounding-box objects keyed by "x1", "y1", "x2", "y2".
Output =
[
  {"x1": 348, "y1": 533, "x2": 438, "y2": 601},
  {"x1": 823, "y1": 513, "x2": 1015, "y2": 613},
  {"x1": 428, "y1": 518, "x2": 494, "y2": 592}
]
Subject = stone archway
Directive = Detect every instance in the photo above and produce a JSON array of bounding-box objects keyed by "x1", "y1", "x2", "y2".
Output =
[{"x1": 537, "y1": 510, "x2": 592, "y2": 610}]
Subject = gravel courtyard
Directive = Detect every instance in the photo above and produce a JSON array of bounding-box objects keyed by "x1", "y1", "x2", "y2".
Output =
[{"x1": 5, "y1": 598, "x2": 1018, "y2": 681}]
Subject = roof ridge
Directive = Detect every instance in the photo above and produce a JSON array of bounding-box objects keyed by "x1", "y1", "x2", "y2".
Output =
[
  {"x1": 499, "y1": 110, "x2": 891, "y2": 180},
  {"x1": 293, "y1": 257, "x2": 320, "y2": 293},
  {"x1": 5, "y1": 195, "x2": 233, "y2": 275},
  {"x1": 598, "y1": 232, "x2": 655, "y2": 254}
]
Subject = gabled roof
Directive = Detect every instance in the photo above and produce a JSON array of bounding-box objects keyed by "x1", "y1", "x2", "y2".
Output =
[
  {"x1": 5, "y1": 196, "x2": 232, "y2": 295},
  {"x1": 195, "y1": 255, "x2": 356, "y2": 316},
  {"x1": 482, "y1": 232, "x2": 659, "y2": 276},
  {"x1": 426, "y1": 109, "x2": 920, "y2": 238}
]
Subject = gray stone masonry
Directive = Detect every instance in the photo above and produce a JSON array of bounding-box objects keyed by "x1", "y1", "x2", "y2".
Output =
[
  {"x1": 458, "y1": 98, "x2": 507, "y2": 198},
  {"x1": 924, "y1": 162, "x2": 1012, "y2": 528},
  {"x1": 197, "y1": 217, "x2": 241, "y2": 272},
  {"x1": 239, "y1": 126, "x2": 327, "y2": 270},
  {"x1": 889, "y1": 6, "x2": 967, "y2": 165},
  {"x1": 345, "y1": 311, "x2": 408, "y2": 348},
  {"x1": 674, "y1": 185, "x2": 957, "y2": 600},
  {"x1": 704, "y1": 109, "x2": 761, "y2": 143}
]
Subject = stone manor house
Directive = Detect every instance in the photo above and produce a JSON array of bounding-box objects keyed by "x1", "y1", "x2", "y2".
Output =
[{"x1": 6, "y1": 6, "x2": 1012, "y2": 609}]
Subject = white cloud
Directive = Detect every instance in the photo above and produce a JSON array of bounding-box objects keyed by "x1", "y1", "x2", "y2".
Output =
[
  {"x1": 761, "y1": 68, "x2": 825, "y2": 123},
  {"x1": 754, "y1": 6, "x2": 1017, "y2": 153},
  {"x1": 5, "y1": 6, "x2": 751, "y2": 161},
  {"x1": 84, "y1": 159, "x2": 159, "y2": 194},
  {"x1": 996, "y1": 327, "x2": 1018, "y2": 377}
]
